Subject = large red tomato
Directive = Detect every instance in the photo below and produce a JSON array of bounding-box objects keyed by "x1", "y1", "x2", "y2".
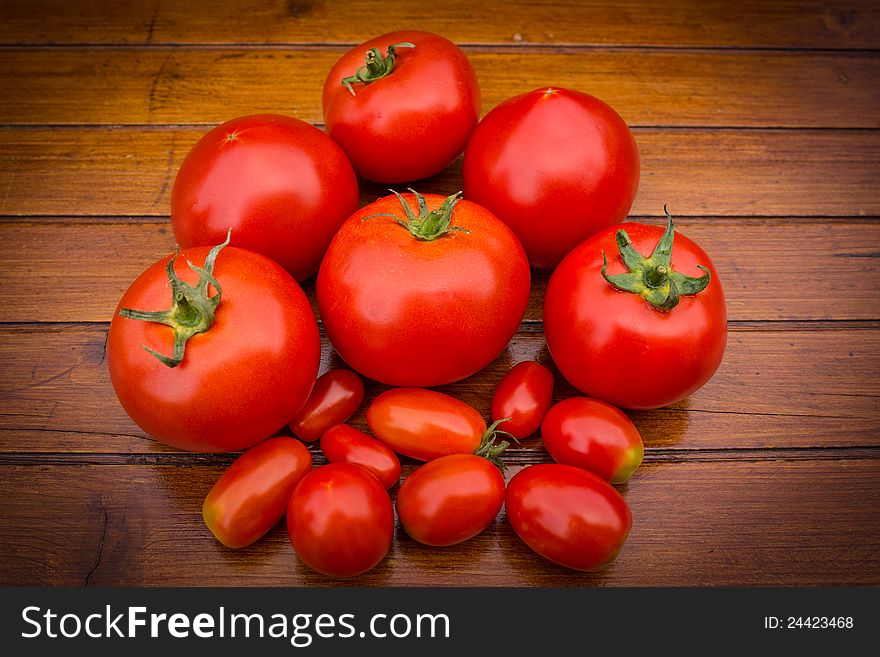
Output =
[
  {"x1": 287, "y1": 463, "x2": 394, "y2": 578},
  {"x1": 171, "y1": 114, "x2": 358, "y2": 281},
  {"x1": 323, "y1": 31, "x2": 479, "y2": 183},
  {"x1": 463, "y1": 87, "x2": 639, "y2": 269},
  {"x1": 107, "y1": 237, "x2": 320, "y2": 451},
  {"x1": 317, "y1": 190, "x2": 530, "y2": 386},
  {"x1": 506, "y1": 464, "x2": 632, "y2": 571},
  {"x1": 544, "y1": 215, "x2": 727, "y2": 409}
]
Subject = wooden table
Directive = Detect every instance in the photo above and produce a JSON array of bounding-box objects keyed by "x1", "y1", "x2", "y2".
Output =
[{"x1": 1, "y1": 0, "x2": 878, "y2": 587}]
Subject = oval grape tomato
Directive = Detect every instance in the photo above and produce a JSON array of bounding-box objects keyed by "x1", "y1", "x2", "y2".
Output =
[
  {"x1": 203, "y1": 437, "x2": 312, "y2": 549},
  {"x1": 397, "y1": 454, "x2": 505, "y2": 546},
  {"x1": 506, "y1": 464, "x2": 632, "y2": 571},
  {"x1": 491, "y1": 361, "x2": 554, "y2": 439},
  {"x1": 541, "y1": 397, "x2": 644, "y2": 483},
  {"x1": 289, "y1": 369, "x2": 364, "y2": 442},
  {"x1": 287, "y1": 463, "x2": 393, "y2": 578},
  {"x1": 320, "y1": 424, "x2": 401, "y2": 489}
]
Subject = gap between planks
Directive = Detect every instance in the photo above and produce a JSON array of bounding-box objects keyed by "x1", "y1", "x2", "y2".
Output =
[
  {"x1": 5, "y1": 125, "x2": 880, "y2": 132},
  {"x1": 1, "y1": 214, "x2": 878, "y2": 223},
  {"x1": 1, "y1": 320, "x2": 878, "y2": 331},
  {"x1": 1, "y1": 446, "x2": 879, "y2": 467},
  {"x1": 1, "y1": 43, "x2": 878, "y2": 54}
]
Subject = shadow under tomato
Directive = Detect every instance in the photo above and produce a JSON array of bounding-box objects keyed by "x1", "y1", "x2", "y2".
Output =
[
  {"x1": 420, "y1": 331, "x2": 552, "y2": 422},
  {"x1": 150, "y1": 462, "x2": 281, "y2": 566},
  {"x1": 212, "y1": 523, "x2": 296, "y2": 574},
  {"x1": 488, "y1": 463, "x2": 619, "y2": 587},
  {"x1": 151, "y1": 460, "x2": 229, "y2": 511},
  {"x1": 539, "y1": 349, "x2": 692, "y2": 451},
  {"x1": 496, "y1": 506, "x2": 614, "y2": 587},
  {"x1": 390, "y1": 520, "x2": 504, "y2": 586},
  {"x1": 288, "y1": 554, "x2": 396, "y2": 589},
  {"x1": 627, "y1": 397, "x2": 691, "y2": 449}
]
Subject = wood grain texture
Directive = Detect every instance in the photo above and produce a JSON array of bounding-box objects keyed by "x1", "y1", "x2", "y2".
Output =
[
  {"x1": 1, "y1": 219, "x2": 879, "y2": 324},
  {"x1": 2, "y1": 48, "x2": 878, "y2": 128},
  {"x1": 0, "y1": 0, "x2": 877, "y2": 49},
  {"x1": 1, "y1": 0, "x2": 879, "y2": 589},
  {"x1": 1, "y1": 128, "x2": 879, "y2": 218},
  {"x1": 1, "y1": 458, "x2": 877, "y2": 586},
  {"x1": 0, "y1": 324, "x2": 877, "y2": 454}
]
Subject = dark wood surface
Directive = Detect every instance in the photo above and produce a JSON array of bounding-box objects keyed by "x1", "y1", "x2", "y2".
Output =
[
  {"x1": 0, "y1": 0, "x2": 878, "y2": 587},
  {"x1": 2, "y1": 0, "x2": 877, "y2": 48}
]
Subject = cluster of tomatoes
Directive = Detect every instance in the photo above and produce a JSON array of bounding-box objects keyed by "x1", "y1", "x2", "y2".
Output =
[{"x1": 107, "y1": 31, "x2": 728, "y2": 578}]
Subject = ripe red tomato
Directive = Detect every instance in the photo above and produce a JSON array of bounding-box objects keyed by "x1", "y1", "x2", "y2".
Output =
[
  {"x1": 287, "y1": 463, "x2": 393, "y2": 578},
  {"x1": 506, "y1": 464, "x2": 632, "y2": 571},
  {"x1": 463, "y1": 87, "x2": 640, "y2": 269},
  {"x1": 323, "y1": 31, "x2": 479, "y2": 183},
  {"x1": 288, "y1": 369, "x2": 364, "y2": 442},
  {"x1": 317, "y1": 190, "x2": 530, "y2": 386},
  {"x1": 320, "y1": 424, "x2": 401, "y2": 489},
  {"x1": 171, "y1": 113, "x2": 359, "y2": 281},
  {"x1": 396, "y1": 454, "x2": 505, "y2": 546},
  {"x1": 491, "y1": 361, "x2": 554, "y2": 439},
  {"x1": 541, "y1": 397, "x2": 644, "y2": 483},
  {"x1": 544, "y1": 215, "x2": 727, "y2": 409},
  {"x1": 202, "y1": 437, "x2": 312, "y2": 549},
  {"x1": 107, "y1": 238, "x2": 320, "y2": 452},
  {"x1": 367, "y1": 388, "x2": 510, "y2": 465}
]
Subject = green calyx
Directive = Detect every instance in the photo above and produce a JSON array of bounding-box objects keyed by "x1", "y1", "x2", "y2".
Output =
[
  {"x1": 601, "y1": 206, "x2": 710, "y2": 312},
  {"x1": 474, "y1": 418, "x2": 517, "y2": 472},
  {"x1": 365, "y1": 189, "x2": 470, "y2": 242},
  {"x1": 118, "y1": 231, "x2": 231, "y2": 368},
  {"x1": 341, "y1": 42, "x2": 415, "y2": 95}
]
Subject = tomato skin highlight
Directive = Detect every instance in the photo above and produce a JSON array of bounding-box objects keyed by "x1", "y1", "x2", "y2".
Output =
[
  {"x1": 108, "y1": 246, "x2": 320, "y2": 452},
  {"x1": 323, "y1": 31, "x2": 480, "y2": 183},
  {"x1": 544, "y1": 221, "x2": 727, "y2": 410},
  {"x1": 171, "y1": 113, "x2": 359, "y2": 281},
  {"x1": 396, "y1": 454, "x2": 505, "y2": 546},
  {"x1": 317, "y1": 192, "x2": 530, "y2": 387},
  {"x1": 287, "y1": 463, "x2": 394, "y2": 578},
  {"x1": 541, "y1": 397, "x2": 644, "y2": 483},
  {"x1": 491, "y1": 361, "x2": 554, "y2": 439},
  {"x1": 506, "y1": 464, "x2": 632, "y2": 571},
  {"x1": 289, "y1": 369, "x2": 364, "y2": 442},
  {"x1": 202, "y1": 437, "x2": 313, "y2": 549},
  {"x1": 463, "y1": 87, "x2": 640, "y2": 269},
  {"x1": 367, "y1": 388, "x2": 487, "y2": 462},
  {"x1": 320, "y1": 424, "x2": 401, "y2": 489}
]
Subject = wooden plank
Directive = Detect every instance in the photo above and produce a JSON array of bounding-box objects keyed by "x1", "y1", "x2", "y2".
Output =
[
  {"x1": 1, "y1": 219, "x2": 878, "y2": 323},
  {"x1": 0, "y1": 458, "x2": 877, "y2": 586},
  {"x1": 3, "y1": 48, "x2": 878, "y2": 128},
  {"x1": 0, "y1": 0, "x2": 876, "y2": 49},
  {"x1": 0, "y1": 324, "x2": 877, "y2": 454},
  {"x1": 1, "y1": 128, "x2": 878, "y2": 217}
]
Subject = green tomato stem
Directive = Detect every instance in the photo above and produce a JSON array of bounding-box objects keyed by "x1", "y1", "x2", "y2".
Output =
[
  {"x1": 363, "y1": 189, "x2": 471, "y2": 242},
  {"x1": 118, "y1": 230, "x2": 231, "y2": 368},
  {"x1": 474, "y1": 418, "x2": 517, "y2": 472},
  {"x1": 600, "y1": 206, "x2": 710, "y2": 312},
  {"x1": 341, "y1": 42, "x2": 416, "y2": 95}
]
